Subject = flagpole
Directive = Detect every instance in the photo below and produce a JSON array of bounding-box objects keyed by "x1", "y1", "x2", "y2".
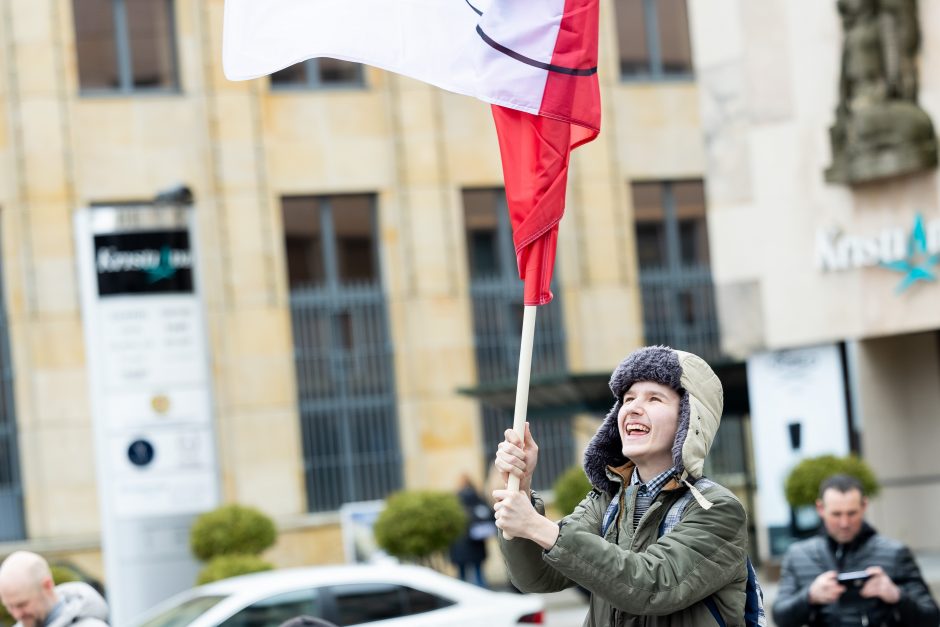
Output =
[{"x1": 503, "y1": 304, "x2": 537, "y2": 540}]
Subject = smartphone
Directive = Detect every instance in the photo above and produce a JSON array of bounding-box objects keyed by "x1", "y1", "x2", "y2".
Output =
[{"x1": 837, "y1": 570, "x2": 871, "y2": 585}]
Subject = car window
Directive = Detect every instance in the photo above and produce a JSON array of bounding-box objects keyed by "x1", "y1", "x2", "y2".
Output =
[
  {"x1": 138, "y1": 595, "x2": 226, "y2": 627},
  {"x1": 219, "y1": 588, "x2": 322, "y2": 627},
  {"x1": 330, "y1": 584, "x2": 455, "y2": 625},
  {"x1": 331, "y1": 583, "x2": 405, "y2": 625},
  {"x1": 402, "y1": 587, "x2": 454, "y2": 615}
]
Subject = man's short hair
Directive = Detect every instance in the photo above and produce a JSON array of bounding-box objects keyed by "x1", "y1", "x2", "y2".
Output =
[{"x1": 818, "y1": 474, "x2": 865, "y2": 500}]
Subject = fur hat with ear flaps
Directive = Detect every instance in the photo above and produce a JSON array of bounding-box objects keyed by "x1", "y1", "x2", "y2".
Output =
[{"x1": 583, "y1": 345, "x2": 724, "y2": 500}]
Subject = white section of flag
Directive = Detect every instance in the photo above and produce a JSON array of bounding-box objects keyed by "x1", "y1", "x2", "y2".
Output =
[{"x1": 222, "y1": 0, "x2": 567, "y2": 115}]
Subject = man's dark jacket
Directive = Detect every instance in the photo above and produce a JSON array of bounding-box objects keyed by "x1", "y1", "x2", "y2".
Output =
[{"x1": 773, "y1": 523, "x2": 939, "y2": 627}]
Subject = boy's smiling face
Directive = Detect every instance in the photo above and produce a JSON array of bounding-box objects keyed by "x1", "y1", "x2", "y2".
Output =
[{"x1": 617, "y1": 380, "x2": 681, "y2": 478}]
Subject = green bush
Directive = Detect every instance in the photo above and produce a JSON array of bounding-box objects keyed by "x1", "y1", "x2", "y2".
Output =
[
  {"x1": 0, "y1": 561, "x2": 82, "y2": 625},
  {"x1": 553, "y1": 465, "x2": 593, "y2": 517},
  {"x1": 784, "y1": 454, "x2": 880, "y2": 507},
  {"x1": 49, "y1": 564, "x2": 81, "y2": 585},
  {"x1": 190, "y1": 504, "x2": 277, "y2": 562},
  {"x1": 196, "y1": 554, "x2": 274, "y2": 585},
  {"x1": 373, "y1": 491, "x2": 465, "y2": 562}
]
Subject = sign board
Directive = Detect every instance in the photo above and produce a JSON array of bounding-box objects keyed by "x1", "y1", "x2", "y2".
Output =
[
  {"x1": 816, "y1": 213, "x2": 940, "y2": 293},
  {"x1": 75, "y1": 204, "x2": 220, "y2": 625},
  {"x1": 746, "y1": 344, "x2": 851, "y2": 559},
  {"x1": 339, "y1": 500, "x2": 393, "y2": 564}
]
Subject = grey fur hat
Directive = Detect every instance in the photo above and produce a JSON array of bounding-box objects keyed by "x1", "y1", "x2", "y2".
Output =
[{"x1": 583, "y1": 345, "x2": 724, "y2": 496}]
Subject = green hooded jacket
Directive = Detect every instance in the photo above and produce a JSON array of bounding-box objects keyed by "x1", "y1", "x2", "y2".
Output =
[{"x1": 498, "y1": 346, "x2": 750, "y2": 627}]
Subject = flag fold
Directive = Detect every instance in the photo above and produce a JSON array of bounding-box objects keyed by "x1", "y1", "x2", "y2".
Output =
[{"x1": 223, "y1": 0, "x2": 600, "y2": 304}]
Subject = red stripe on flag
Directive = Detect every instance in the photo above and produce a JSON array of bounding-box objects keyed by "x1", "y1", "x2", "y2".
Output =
[
  {"x1": 492, "y1": 106, "x2": 572, "y2": 306},
  {"x1": 492, "y1": 0, "x2": 600, "y2": 306},
  {"x1": 539, "y1": 0, "x2": 601, "y2": 138}
]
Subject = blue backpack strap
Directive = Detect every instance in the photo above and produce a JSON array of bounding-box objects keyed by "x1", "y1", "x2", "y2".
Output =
[
  {"x1": 704, "y1": 598, "x2": 726, "y2": 627},
  {"x1": 658, "y1": 478, "x2": 728, "y2": 627},
  {"x1": 744, "y1": 557, "x2": 767, "y2": 627},
  {"x1": 601, "y1": 497, "x2": 619, "y2": 537}
]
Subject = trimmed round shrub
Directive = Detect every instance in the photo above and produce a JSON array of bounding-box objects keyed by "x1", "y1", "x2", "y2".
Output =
[
  {"x1": 784, "y1": 454, "x2": 880, "y2": 508},
  {"x1": 190, "y1": 504, "x2": 277, "y2": 562},
  {"x1": 196, "y1": 554, "x2": 273, "y2": 585},
  {"x1": 49, "y1": 564, "x2": 81, "y2": 585},
  {"x1": 553, "y1": 465, "x2": 593, "y2": 517},
  {"x1": 373, "y1": 491, "x2": 465, "y2": 561}
]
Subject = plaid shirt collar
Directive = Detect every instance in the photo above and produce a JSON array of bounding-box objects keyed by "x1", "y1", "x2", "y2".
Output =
[{"x1": 630, "y1": 465, "x2": 676, "y2": 499}]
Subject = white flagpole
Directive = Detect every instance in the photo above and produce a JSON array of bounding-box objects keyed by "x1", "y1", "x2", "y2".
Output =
[{"x1": 503, "y1": 304, "x2": 537, "y2": 540}]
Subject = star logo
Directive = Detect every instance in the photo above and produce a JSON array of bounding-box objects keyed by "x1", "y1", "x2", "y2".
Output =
[
  {"x1": 146, "y1": 246, "x2": 178, "y2": 283},
  {"x1": 881, "y1": 213, "x2": 940, "y2": 293}
]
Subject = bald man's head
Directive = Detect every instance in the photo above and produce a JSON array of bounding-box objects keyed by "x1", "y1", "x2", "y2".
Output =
[{"x1": 0, "y1": 552, "x2": 58, "y2": 627}]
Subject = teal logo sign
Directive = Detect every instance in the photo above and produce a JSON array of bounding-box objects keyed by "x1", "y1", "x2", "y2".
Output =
[
  {"x1": 816, "y1": 213, "x2": 940, "y2": 293},
  {"x1": 94, "y1": 230, "x2": 194, "y2": 296},
  {"x1": 144, "y1": 246, "x2": 183, "y2": 284},
  {"x1": 881, "y1": 214, "x2": 940, "y2": 293}
]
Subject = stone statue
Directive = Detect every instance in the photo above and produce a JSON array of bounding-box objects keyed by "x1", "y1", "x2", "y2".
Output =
[{"x1": 826, "y1": 0, "x2": 937, "y2": 184}]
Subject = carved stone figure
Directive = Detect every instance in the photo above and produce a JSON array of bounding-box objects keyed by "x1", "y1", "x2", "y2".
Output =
[{"x1": 826, "y1": 0, "x2": 937, "y2": 184}]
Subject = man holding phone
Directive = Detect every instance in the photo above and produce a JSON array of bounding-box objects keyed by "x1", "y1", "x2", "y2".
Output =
[{"x1": 773, "y1": 474, "x2": 939, "y2": 626}]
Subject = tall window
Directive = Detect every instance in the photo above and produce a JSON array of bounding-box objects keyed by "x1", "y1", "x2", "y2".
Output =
[
  {"x1": 72, "y1": 0, "x2": 178, "y2": 93},
  {"x1": 462, "y1": 189, "x2": 573, "y2": 490},
  {"x1": 615, "y1": 0, "x2": 694, "y2": 80},
  {"x1": 272, "y1": 59, "x2": 365, "y2": 90},
  {"x1": 0, "y1": 258, "x2": 23, "y2": 542},
  {"x1": 632, "y1": 180, "x2": 721, "y2": 362},
  {"x1": 282, "y1": 195, "x2": 402, "y2": 512}
]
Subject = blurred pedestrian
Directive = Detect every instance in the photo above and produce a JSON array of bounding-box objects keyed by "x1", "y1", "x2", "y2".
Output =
[
  {"x1": 493, "y1": 345, "x2": 754, "y2": 626},
  {"x1": 0, "y1": 551, "x2": 109, "y2": 627},
  {"x1": 773, "y1": 474, "x2": 939, "y2": 627},
  {"x1": 449, "y1": 475, "x2": 495, "y2": 588}
]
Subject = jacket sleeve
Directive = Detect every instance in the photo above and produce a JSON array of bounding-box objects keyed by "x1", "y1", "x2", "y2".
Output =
[
  {"x1": 541, "y1": 491, "x2": 747, "y2": 615},
  {"x1": 771, "y1": 546, "x2": 815, "y2": 627},
  {"x1": 892, "y1": 546, "x2": 940, "y2": 627},
  {"x1": 498, "y1": 490, "x2": 602, "y2": 593}
]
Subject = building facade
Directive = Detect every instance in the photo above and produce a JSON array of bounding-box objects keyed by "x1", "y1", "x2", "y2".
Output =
[
  {"x1": 0, "y1": 0, "x2": 735, "y2": 586},
  {"x1": 690, "y1": 0, "x2": 940, "y2": 559}
]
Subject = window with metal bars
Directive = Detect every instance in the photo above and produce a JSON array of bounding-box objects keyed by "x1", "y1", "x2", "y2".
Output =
[
  {"x1": 72, "y1": 0, "x2": 179, "y2": 94},
  {"x1": 0, "y1": 259, "x2": 23, "y2": 542},
  {"x1": 631, "y1": 180, "x2": 722, "y2": 363},
  {"x1": 615, "y1": 0, "x2": 694, "y2": 81},
  {"x1": 271, "y1": 59, "x2": 365, "y2": 90},
  {"x1": 282, "y1": 194, "x2": 402, "y2": 512},
  {"x1": 462, "y1": 188, "x2": 574, "y2": 490}
]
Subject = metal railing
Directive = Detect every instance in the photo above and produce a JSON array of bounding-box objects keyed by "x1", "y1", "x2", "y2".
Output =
[
  {"x1": 289, "y1": 281, "x2": 402, "y2": 512},
  {"x1": 639, "y1": 265, "x2": 723, "y2": 363},
  {"x1": 0, "y1": 279, "x2": 23, "y2": 542},
  {"x1": 470, "y1": 275, "x2": 574, "y2": 489},
  {"x1": 469, "y1": 276, "x2": 567, "y2": 385},
  {"x1": 703, "y1": 414, "x2": 751, "y2": 488},
  {"x1": 481, "y1": 406, "x2": 575, "y2": 492}
]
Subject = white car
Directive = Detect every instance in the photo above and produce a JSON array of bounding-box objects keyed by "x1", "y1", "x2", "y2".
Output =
[{"x1": 131, "y1": 563, "x2": 544, "y2": 627}]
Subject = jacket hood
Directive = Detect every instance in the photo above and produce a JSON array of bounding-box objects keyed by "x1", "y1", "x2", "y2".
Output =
[
  {"x1": 44, "y1": 582, "x2": 109, "y2": 627},
  {"x1": 583, "y1": 346, "x2": 724, "y2": 495}
]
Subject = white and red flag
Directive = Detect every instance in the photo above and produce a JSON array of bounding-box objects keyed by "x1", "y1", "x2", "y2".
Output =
[{"x1": 223, "y1": 0, "x2": 600, "y2": 305}]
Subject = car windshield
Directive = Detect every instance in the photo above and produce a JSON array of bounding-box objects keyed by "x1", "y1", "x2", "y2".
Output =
[{"x1": 138, "y1": 595, "x2": 227, "y2": 627}]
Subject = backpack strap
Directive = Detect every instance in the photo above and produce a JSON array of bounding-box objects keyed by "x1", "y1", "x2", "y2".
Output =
[
  {"x1": 659, "y1": 477, "x2": 714, "y2": 536},
  {"x1": 658, "y1": 478, "x2": 727, "y2": 627},
  {"x1": 704, "y1": 598, "x2": 726, "y2": 627}
]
